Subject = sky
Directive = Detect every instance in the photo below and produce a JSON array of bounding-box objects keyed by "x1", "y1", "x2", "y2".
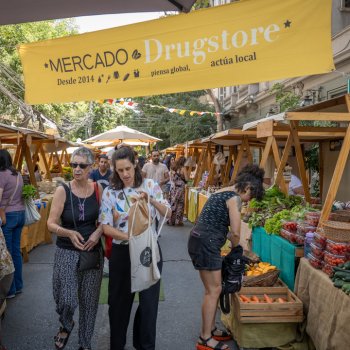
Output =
[{"x1": 75, "y1": 12, "x2": 167, "y2": 33}]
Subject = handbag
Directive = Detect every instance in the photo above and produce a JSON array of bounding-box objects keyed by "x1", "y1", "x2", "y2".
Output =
[
  {"x1": 0, "y1": 175, "x2": 19, "y2": 226},
  {"x1": 94, "y1": 182, "x2": 113, "y2": 259},
  {"x1": 128, "y1": 192, "x2": 168, "y2": 293},
  {"x1": 68, "y1": 183, "x2": 101, "y2": 272},
  {"x1": 24, "y1": 198, "x2": 41, "y2": 226}
]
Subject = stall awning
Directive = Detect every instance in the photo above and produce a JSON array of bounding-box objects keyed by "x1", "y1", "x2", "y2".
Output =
[{"x1": 0, "y1": 0, "x2": 196, "y2": 25}]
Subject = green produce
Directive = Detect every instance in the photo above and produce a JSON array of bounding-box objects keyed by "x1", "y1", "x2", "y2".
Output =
[
  {"x1": 334, "y1": 279, "x2": 345, "y2": 288},
  {"x1": 22, "y1": 184, "x2": 38, "y2": 199},
  {"x1": 264, "y1": 209, "x2": 291, "y2": 234},
  {"x1": 343, "y1": 261, "x2": 350, "y2": 270},
  {"x1": 333, "y1": 270, "x2": 350, "y2": 280},
  {"x1": 341, "y1": 283, "x2": 350, "y2": 295}
]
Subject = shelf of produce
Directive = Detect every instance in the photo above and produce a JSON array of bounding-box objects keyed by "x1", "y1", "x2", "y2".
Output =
[
  {"x1": 295, "y1": 258, "x2": 350, "y2": 350},
  {"x1": 252, "y1": 227, "x2": 302, "y2": 290}
]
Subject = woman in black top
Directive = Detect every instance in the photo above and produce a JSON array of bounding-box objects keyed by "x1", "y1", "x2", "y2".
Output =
[
  {"x1": 47, "y1": 147, "x2": 103, "y2": 350},
  {"x1": 188, "y1": 165, "x2": 264, "y2": 350}
]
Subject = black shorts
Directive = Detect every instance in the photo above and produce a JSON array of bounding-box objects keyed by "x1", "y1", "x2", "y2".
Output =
[{"x1": 187, "y1": 222, "x2": 226, "y2": 271}]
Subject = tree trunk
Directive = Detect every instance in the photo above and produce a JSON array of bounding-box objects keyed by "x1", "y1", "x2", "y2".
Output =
[{"x1": 205, "y1": 89, "x2": 223, "y2": 132}]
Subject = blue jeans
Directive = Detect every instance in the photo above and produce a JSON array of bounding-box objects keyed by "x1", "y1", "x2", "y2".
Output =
[{"x1": 2, "y1": 210, "x2": 25, "y2": 296}]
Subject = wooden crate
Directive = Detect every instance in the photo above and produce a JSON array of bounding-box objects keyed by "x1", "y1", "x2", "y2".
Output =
[{"x1": 233, "y1": 287, "x2": 303, "y2": 323}]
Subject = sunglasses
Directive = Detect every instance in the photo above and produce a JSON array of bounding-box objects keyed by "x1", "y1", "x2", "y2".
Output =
[{"x1": 70, "y1": 162, "x2": 91, "y2": 169}]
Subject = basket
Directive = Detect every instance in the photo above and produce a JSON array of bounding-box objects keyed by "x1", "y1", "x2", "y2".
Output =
[
  {"x1": 328, "y1": 210, "x2": 350, "y2": 223},
  {"x1": 322, "y1": 220, "x2": 350, "y2": 242},
  {"x1": 243, "y1": 269, "x2": 280, "y2": 287}
]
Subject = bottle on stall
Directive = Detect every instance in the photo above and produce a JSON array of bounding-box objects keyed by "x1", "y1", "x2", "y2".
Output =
[{"x1": 304, "y1": 231, "x2": 314, "y2": 258}]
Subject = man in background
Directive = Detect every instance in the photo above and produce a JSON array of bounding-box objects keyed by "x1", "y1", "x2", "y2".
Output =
[
  {"x1": 89, "y1": 154, "x2": 111, "y2": 190},
  {"x1": 142, "y1": 150, "x2": 169, "y2": 191},
  {"x1": 142, "y1": 150, "x2": 169, "y2": 233}
]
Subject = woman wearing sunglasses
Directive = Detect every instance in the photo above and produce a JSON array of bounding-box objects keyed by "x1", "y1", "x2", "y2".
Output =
[
  {"x1": 99, "y1": 145, "x2": 170, "y2": 350},
  {"x1": 47, "y1": 147, "x2": 103, "y2": 350}
]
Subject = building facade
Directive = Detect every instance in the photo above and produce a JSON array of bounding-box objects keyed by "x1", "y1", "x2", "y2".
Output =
[{"x1": 211, "y1": 0, "x2": 350, "y2": 128}]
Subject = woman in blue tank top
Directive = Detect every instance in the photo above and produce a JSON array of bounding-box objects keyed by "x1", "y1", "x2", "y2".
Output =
[{"x1": 188, "y1": 165, "x2": 264, "y2": 350}]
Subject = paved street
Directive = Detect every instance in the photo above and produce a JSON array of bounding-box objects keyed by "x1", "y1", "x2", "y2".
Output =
[{"x1": 3, "y1": 222, "x2": 238, "y2": 350}]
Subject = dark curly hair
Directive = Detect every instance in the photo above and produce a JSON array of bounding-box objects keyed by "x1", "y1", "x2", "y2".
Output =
[
  {"x1": 233, "y1": 164, "x2": 265, "y2": 200},
  {"x1": 110, "y1": 146, "x2": 143, "y2": 190}
]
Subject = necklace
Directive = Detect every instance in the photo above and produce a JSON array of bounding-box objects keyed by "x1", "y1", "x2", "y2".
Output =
[{"x1": 73, "y1": 181, "x2": 89, "y2": 221}]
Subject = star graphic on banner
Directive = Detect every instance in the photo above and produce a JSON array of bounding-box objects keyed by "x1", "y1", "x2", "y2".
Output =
[
  {"x1": 44, "y1": 63, "x2": 48, "y2": 68},
  {"x1": 284, "y1": 19, "x2": 292, "y2": 28}
]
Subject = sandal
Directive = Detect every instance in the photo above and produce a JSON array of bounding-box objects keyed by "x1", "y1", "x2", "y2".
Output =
[
  {"x1": 54, "y1": 322, "x2": 74, "y2": 350},
  {"x1": 211, "y1": 327, "x2": 232, "y2": 341},
  {"x1": 196, "y1": 336, "x2": 229, "y2": 350}
]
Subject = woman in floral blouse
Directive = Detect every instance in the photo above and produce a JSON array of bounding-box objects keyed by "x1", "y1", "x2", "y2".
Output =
[{"x1": 100, "y1": 146, "x2": 170, "y2": 350}]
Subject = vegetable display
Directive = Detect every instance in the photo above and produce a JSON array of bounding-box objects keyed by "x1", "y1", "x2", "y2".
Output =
[
  {"x1": 331, "y1": 262, "x2": 350, "y2": 295},
  {"x1": 239, "y1": 294, "x2": 287, "y2": 303},
  {"x1": 246, "y1": 186, "x2": 315, "y2": 235},
  {"x1": 22, "y1": 184, "x2": 38, "y2": 199}
]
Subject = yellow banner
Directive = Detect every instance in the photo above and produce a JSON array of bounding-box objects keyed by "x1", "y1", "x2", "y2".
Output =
[{"x1": 19, "y1": 0, "x2": 334, "y2": 104}]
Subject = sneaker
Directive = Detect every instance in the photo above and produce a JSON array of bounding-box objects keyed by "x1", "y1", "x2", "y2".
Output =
[
  {"x1": 15, "y1": 290, "x2": 22, "y2": 295},
  {"x1": 6, "y1": 294, "x2": 15, "y2": 299}
]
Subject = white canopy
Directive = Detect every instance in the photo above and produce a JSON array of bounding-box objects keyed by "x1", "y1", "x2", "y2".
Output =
[
  {"x1": 84, "y1": 125, "x2": 161, "y2": 144},
  {"x1": 242, "y1": 112, "x2": 286, "y2": 131}
]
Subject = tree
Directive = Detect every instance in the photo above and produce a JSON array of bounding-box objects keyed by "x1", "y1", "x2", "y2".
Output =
[{"x1": 0, "y1": 20, "x2": 78, "y2": 125}]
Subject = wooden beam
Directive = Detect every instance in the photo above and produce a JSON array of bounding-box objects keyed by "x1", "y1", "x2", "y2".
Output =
[
  {"x1": 274, "y1": 133, "x2": 293, "y2": 190},
  {"x1": 319, "y1": 141, "x2": 324, "y2": 202},
  {"x1": 286, "y1": 112, "x2": 350, "y2": 121},
  {"x1": 193, "y1": 145, "x2": 209, "y2": 187},
  {"x1": 320, "y1": 94, "x2": 350, "y2": 224},
  {"x1": 54, "y1": 151, "x2": 63, "y2": 173},
  {"x1": 271, "y1": 137, "x2": 288, "y2": 194},
  {"x1": 243, "y1": 137, "x2": 253, "y2": 164},
  {"x1": 48, "y1": 153, "x2": 53, "y2": 169},
  {"x1": 23, "y1": 143, "x2": 37, "y2": 187},
  {"x1": 259, "y1": 136, "x2": 273, "y2": 168},
  {"x1": 231, "y1": 143, "x2": 245, "y2": 182},
  {"x1": 13, "y1": 145, "x2": 21, "y2": 170},
  {"x1": 39, "y1": 144, "x2": 52, "y2": 181},
  {"x1": 17, "y1": 143, "x2": 25, "y2": 173},
  {"x1": 290, "y1": 121, "x2": 311, "y2": 203},
  {"x1": 223, "y1": 146, "x2": 234, "y2": 185}
]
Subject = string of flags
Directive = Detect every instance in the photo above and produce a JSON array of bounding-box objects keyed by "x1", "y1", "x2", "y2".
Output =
[{"x1": 97, "y1": 98, "x2": 222, "y2": 117}]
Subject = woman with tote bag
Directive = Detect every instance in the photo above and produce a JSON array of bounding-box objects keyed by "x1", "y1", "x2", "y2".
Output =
[{"x1": 100, "y1": 145, "x2": 170, "y2": 350}]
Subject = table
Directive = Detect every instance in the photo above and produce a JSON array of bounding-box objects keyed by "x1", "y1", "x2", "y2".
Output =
[
  {"x1": 252, "y1": 227, "x2": 303, "y2": 290},
  {"x1": 295, "y1": 258, "x2": 350, "y2": 350},
  {"x1": 20, "y1": 198, "x2": 53, "y2": 262},
  {"x1": 187, "y1": 188, "x2": 199, "y2": 223}
]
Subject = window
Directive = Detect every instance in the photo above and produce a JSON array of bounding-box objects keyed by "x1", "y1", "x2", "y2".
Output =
[
  {"x1": 340, "y1": 0, "x2": 350, "y2": 10},
  {"x1": 219, "y1": 87, "x2": 227, "y2": 102}
]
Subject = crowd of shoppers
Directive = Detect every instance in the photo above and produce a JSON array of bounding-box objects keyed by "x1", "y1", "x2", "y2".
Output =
[{"x1": 1, "y1": 143, "x2": 267, "y2": 350}]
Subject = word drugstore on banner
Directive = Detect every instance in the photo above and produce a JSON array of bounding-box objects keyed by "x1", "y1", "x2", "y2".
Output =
[{"x1": 19, "y1": 0, "x2": 334, "y2": 105}]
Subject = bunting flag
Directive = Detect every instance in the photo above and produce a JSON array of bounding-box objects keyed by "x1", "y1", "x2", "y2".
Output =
[
  {"x1": 19, "y1": 0, "x2": 333, "y2": 104},
  {"x1": 98, "y1": 98, "x2": 221, "y2": 117}
]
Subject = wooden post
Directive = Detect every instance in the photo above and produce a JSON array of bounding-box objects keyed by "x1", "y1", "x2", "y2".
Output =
[
  {"x1": 54, "y1": 151, "x2": 63, "y2": 173},
  {"x1": 231, "y1": 142, "x2": 245, "y2": 182},
  {"x1": 223, "y1": 146, "x2": 234, "y2": 185},
  {"x1": 39, "y1": 144, "x2": 52, "y2": 181},
  {"x1": 274, "y1": 133, "x2": 293, "y2": 190},
  {"x1": 24, "y1": 143, "x2": 37, "y2": 187},
  {"x1": 48, "y1": 153, "x2": 53, "y2": 169},
  {"x1": 243, "y1": 137, "x2": 253, "y2": 164},
  {"x1": 193, "y1": 145, "x2": 209, "y2": 186},
  {"x1": 17, "y1": 142, "x2": 25, "y2": 172},
  {"x1": 259, "y1": 136, "x2": 273, "y2": 168},
  {"x1": 13, "y1": 144, "x2": 21, "y2": 171},
  {"x1": 319, "y1": 141, "x2": 324, "y2": 202},
  {"x1": 290, "y1": 121, "x2": 311, "y2": 203},
  {"x1": 271, "y1": 137, "x2": 288, "y2": 194},
  {"x1": 319, "y1": 95, "x2": 350, "y2": 224}
]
